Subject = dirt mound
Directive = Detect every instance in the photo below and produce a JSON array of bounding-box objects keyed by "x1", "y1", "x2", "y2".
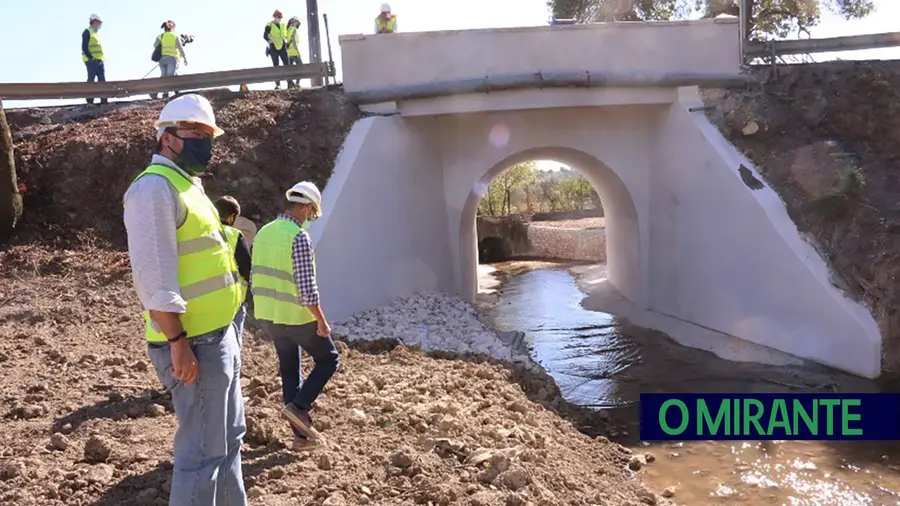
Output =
[
  {"x1": 0, "y1": 250, "x2": 663, "y2": 506},
  {"x1": 703, "y1": 60, "x2": 900, "y2": 377},
  {"x1": 6, "y1": 89, "x2": 361, "y2": 247}
]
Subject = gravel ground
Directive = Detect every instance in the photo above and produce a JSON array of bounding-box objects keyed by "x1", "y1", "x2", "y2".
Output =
[{"x1": 531, "y1": 218, "x2": 605, "y2": 230}]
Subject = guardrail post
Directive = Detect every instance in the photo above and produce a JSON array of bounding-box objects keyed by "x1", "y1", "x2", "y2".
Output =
[
  {"x1": 739, "y1": 0, "x2": 748, "y2": 64},
  {"x1": 307, "y1": 0, "x2": 324, "y2": 87}
]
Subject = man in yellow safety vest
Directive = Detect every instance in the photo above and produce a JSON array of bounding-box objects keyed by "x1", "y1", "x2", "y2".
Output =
[
  {"x1": 375, "y1": 3, "x2": 397, "y2": 33},
  {"x1": 123, "y1": 94, "x2": 247, "y2": 505},
  {"x1": 81, "y1": 14, "x2": 108, "y2": 105},
  {"x1": 264, "y1": 10, "x2": 290, "y2": 89},
  {"x1": 251, "y1": 181, "x2": 338, "y2": 452},
  {"x1": 216, "y1": 195, "x2": 251, "y2": 347},
  {"x1": 285, "y1": 17, "x2": 302, "y2": 89}
]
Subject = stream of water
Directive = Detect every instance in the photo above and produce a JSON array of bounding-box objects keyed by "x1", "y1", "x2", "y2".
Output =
[{"x1": 484, "y1": 265, "x2": 900, "y2": 506}]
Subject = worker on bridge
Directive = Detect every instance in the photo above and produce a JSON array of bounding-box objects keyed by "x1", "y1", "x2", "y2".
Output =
[
  {"x1": 82, "y1": 14, "x2": 107, "y2": 105},
  {"x1": 285, "y1": 17, "x2": 303, "y2": 89},
  {"x1": 216, "y1": 195, "x2": 252, "y2": 348},
  {"x1": 122, "y1": 94, "x2": 248, "y2": 505},
  {"x1": 375, "y1": 3, "x2": 397, "y2": 33},
  {"x1": 251, "y1": 181, "x2": 338, "y2": 452},
  {"x1": 264, "y1": 10, "x2": 290, "y2": 89},
  {"x1": 152, "y1": 20, "x2": 188, "y2": 100}
]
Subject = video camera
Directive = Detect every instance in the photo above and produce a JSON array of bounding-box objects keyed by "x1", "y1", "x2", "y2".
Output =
[{"x1": 180, "y1": 34, "x2": 196, "y2": 45}]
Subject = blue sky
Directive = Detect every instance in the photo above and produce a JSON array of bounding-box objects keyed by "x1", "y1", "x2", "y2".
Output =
[{"x1": 1, "y1": 1, "x2": 898, "y2": 170}]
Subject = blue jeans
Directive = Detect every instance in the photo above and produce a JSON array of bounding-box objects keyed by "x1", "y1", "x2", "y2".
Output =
[
  {"x1": 232, "y1": 304, "x2": 247, "y2": 349},
  {"x1": 84, "y1": 59, "x2": 106, "y2": 104},
  {"x1": 159, "y1": 56, "x2": 179, "y2": 77},
  {"x1": 261, "y1": 321, "x2": 339, "y2": 438},
  {"x1": 147, "y1": 324, "x2": 247, "y2": 506}
]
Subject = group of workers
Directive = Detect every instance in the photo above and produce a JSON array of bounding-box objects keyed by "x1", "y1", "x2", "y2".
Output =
[
  {"x1": 80, "y1": 5, "x2": 399, "y2": 103},
  {"x1": 123, "y1": 93, "x2": 339, "y2": 505}
]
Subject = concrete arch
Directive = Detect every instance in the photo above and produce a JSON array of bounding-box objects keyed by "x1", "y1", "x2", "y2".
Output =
[{"x1": 459, "y1": 147, "x2": 640, "y2": 305}]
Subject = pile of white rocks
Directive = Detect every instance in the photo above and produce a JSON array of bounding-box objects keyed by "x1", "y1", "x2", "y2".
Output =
[{"x1": 332, "y1": 291, "x2": 528, "y2": 362}]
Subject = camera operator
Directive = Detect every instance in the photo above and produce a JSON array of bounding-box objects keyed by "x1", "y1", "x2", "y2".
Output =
[{"x1": 153, "y1": 20, "x2": 188, "y2": 99}]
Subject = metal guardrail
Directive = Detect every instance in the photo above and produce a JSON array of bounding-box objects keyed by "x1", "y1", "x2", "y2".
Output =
[
  {"x1": 744, "y1": 31, "x2": 900, "y2": 60},
  {"x1": 0, "y1": 62, "x2": 334, "y2": 100}
]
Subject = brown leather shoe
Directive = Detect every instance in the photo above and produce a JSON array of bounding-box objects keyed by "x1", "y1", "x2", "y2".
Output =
[
  {"x1": 281, "y1": 404, "x2": 323, "y2": 441},
  {"x1": 290, "y1": 436, "x2": 320, "y2": 452}
]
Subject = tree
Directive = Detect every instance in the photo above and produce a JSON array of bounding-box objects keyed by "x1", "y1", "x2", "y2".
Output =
[
  {"x1": 479, "y1": 162, "x2": 538, "y2": 216},
  {"x1": 557, "y1": 176, "x2": 594, "y2": 211},
  {"x1": 0, "y1": 100, "x2": 23, "y2": 241},
  {"x1": 549, "y1": 0, "x2": 874, "y2": 40}
]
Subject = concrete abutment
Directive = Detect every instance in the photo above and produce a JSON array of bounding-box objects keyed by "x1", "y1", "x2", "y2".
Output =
[{"x1": 309, "y1": 88, "x2": 881, "y2": 378}]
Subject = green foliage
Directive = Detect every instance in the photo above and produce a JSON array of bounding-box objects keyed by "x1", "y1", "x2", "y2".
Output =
[
  {"x1": 477, "y1": 163, "x2": 601, "y2": 216},
  {"x1": 548, "y1": 0, "x2": 874, "y2": 40}
]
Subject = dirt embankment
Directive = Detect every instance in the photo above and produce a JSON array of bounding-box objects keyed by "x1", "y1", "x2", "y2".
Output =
[
  {"x1": 0, "y1": 249, "x2": 660, "y2": 506},
  {"x1": 703, "y1": 61, "x2": 900, "y2": 378},
  {"x1": 0, "y1": 91, "x2": 663, "y2": 505},
  {"x1": 6, "y1": 89, "x2": 360, "y2": 248}
]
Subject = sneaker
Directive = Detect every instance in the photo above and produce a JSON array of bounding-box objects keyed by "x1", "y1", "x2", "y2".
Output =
[
  {"x1": 281, "y1": 404, "x2": 322, "y2": 441},
  {"x1": 290, "y1": 436, "x2": 321, "y2": 452}
]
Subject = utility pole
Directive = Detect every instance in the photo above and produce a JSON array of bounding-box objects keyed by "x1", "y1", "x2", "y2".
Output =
[{"x1": 306, "y1": 0, "x2": 323, "y2": 87}]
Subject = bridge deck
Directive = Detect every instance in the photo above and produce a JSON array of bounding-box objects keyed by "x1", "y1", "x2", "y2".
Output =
[{"x1": 339, "y1": 19, "x2": 741, "y2": 95}]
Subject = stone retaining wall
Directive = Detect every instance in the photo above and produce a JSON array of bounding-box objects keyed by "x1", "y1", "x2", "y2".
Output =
[{"x1": 527, "y1": 225, "x2": 606, "y2": 263}]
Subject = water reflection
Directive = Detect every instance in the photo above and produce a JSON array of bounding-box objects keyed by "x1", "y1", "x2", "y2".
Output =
[{"x1": 486, "y1": 266, "x2": 900, "y2": 506}]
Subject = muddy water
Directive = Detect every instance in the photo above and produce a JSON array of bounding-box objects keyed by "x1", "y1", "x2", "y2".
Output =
[{"x1": 484, "y1": 264, "x2": 900, "y2": 506}]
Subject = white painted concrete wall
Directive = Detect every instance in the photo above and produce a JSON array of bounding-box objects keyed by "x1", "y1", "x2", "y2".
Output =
[
  {"x1": 308, "y1": 89, "x2": 881, "y2": 378},
  {"x1": 308, "y1": 115, "x2": 455, "y2": 319},
  {"x1": 339, "y1": 19, "x2": 741, "y2": 93}
]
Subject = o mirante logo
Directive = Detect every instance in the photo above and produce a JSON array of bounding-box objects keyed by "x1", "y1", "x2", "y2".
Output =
[{"x1": 639, "y1": 394, "x2": 900, "y2": 441}]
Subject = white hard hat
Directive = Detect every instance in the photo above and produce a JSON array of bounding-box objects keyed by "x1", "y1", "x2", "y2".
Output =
[
  {"x1": 89, "y1": 13, "x2": 102, "y2": 22},
  {"x1": 154, "y1": 94, "x2": 225, "y2": 141},
  {"x1": 380, "y1": 3, "x2": 391, "y2": 12},
  {"x1": 285, "y1": 181, "x2": 322, "y2": 218}
]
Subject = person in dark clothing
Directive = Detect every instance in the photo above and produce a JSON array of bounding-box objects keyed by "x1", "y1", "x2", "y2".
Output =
[
  {"x1": 263, "y1": 10, "x2": 290, "y2": 89},
  {"x1": 216, "y1": 196, "x2": 252, "y2": 347},
  {"x1": 82, "y1": 14, "x2": 108, "y2": 105}
]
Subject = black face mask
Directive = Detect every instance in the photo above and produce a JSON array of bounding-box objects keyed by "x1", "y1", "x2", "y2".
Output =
[{"x1": 172, "y1": 135, "x2": 214, "y2": 175}]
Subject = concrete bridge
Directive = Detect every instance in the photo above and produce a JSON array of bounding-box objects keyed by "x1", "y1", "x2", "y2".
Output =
[{"x1": 309, "y1": 19, "x2": 881, "y2": 378}]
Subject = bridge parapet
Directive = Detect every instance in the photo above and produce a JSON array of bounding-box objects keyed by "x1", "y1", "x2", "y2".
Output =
[{"x1": 339, "y1": 19, "x2": 741, "y2": 94}]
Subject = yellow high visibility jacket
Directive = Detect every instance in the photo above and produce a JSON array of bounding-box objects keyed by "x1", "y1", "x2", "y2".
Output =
[
  {"x1": 158, "y1": 32, "x2": 179, "y2": 59},
  {"x1": 267, "y1": 21, "x2": 287, "y2": 50},
  {"x1": 251, "y1": 218, "x2": 316, "y2": 326},
  {"x1": 128, "y1": 164, "x2": 242, "y2": 342},
  {"x1": 83, "y1": 29, "x2": 104, "y2": 62}
]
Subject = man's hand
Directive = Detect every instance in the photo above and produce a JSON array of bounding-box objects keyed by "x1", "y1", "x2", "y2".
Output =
[
  {"x1": 171, "y1": 339, "x2": 199, "y2": 385},
  {"x1": 316, "y1": 319, "x2": 331, "y2": 338}
]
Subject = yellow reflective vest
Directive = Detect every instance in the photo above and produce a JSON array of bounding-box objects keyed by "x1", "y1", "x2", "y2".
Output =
[
  {"x1": 223, "y1": 225, "x2": 249, "y2": 303},
  {"x1": 251, "y1": 218, "x2": 316, "y2": 326},
  {"x1": 158, "y1": 32, "x2": 179, "y2": 59},
  {"x1": 375, "y1": 15, "x2": 396, "y2": 33},
  {"x1": 267, "y1": 21, "x2": 287, "y2": 50},
  {"x1": 286, "y1": 26, "x2": 300, "y2": 57},
  {"x1": 83, "y1": 29, "x2": 104, "y2": 62},
  {"x1": 128, "y1": 164, "x2": 242, "y2": 342}
]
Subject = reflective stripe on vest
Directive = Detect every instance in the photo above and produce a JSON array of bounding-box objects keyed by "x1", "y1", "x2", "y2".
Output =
[
  {"x1": 158, "y1": 32, "x2": 179, "y2": 58},
  {"x1": 83, "y1": 29, "x2": 104, "y2": 62},
  {"x1": 286, "y1": 26, "x2": 299, "y2": 57},
  {"x1": 129, "y1": 164, "x2": 242, "y2": 342},
  {"x1": 251, "y1": 218, "x2": 316, "y2": 326},
  {"x1": 376, "y1": 15, "x2": 396, "y2": 32},
  {"x1": 223, "y1": 225, "x2": 248, "y2": 302},
  {"x1": 267, "y1": 22, "x2": 287, "y2": 50}
]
